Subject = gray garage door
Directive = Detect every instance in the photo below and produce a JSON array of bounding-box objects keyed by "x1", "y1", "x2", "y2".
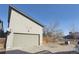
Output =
[{"x1": 13, "y1": 33, "x2": 40, "y2": 48}]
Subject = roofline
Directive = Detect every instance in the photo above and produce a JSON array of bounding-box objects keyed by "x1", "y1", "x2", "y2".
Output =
[{"x1": 8, "y1": 5, "x2": 44, "y2": 27}]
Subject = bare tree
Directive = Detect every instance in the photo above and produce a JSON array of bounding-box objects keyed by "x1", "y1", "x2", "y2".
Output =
[
  {"x1": 69, "y1": 24, "x2": 77, "y2": 33},
  {"x1": 43, "y1": 21, "x2": 64, "y2": 43},
  {"x1": 69, "y1": 24, "x2": 78, "y2": 41}
]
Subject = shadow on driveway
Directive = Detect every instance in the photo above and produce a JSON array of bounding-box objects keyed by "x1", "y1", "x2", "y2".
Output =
[
  {"x1": 0, "y1": 50, "x2": 53, "y2": 54},
  {"x1": 0, "y1": 50, "x2": 31, "y2": 54},
  {"x1": 35, "y1": 50, "x2": 53, "y2": 54},
  {"x1": 53, "y1": 51, "x2": 79, "y2": 54},
  {"x1": 0, "y1": 50, "x2": 79, "y2": 54}
]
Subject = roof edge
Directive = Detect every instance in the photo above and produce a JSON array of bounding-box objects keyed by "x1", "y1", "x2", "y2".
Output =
[{"x1": 8, "y1": 5, "x2": 44, "y2": 28}]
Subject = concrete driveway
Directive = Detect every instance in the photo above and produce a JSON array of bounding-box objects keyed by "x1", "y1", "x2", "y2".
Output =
[
  {"x1": 0, "y1": 43, "x2": 76, "y2": 54},
  {"x1": 0, "y1": 50, "x2": 79, "y2": 54},
  {"x1": 5, "y1": 50, "x2": 31, "y2": 54},
  {"x1": 54, "y1": 51, "x2": 79, "y2": 54}
]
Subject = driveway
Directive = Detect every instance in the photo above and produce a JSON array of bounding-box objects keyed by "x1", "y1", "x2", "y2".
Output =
[
  {"x1": 0, "y1": 50, "x2": 79, "y2": 54},
  {"x1": 0, "y1": 50, "x2": 31, "y2": 54},
  {"x1": 0, "y1": 43, "x2": 76, "y2": 54},
  {"x1": 54, "y1": 51, "x2": 79, "y2": 54},
  {"x1": 5, "y1": 50, "x2": 31, "y2": 54}
]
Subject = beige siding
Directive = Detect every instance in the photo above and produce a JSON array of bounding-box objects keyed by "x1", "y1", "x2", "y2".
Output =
[
  {"x1": 6, "y1": 33, "x2": 14, "y2": 49},
  {"x1": 13, "y1": 34, "x2": 39, "y2": 48},
  {"x1": 9, "y1": 10, "x2": 43, "y2": 34},
  {"x1": 6, "y1": 9, "x2": 43, "y2": 49}
]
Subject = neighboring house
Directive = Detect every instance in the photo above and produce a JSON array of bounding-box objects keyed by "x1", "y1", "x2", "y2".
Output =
[
  {"x1": 64, "y1": 32, "x2": 79, "y2": 40},
  {"x1": 6, "y1": 6, "x2": 44, "y2": 50},
  {"x1": 64, "y1": 32, "x2": 79, "y2": 44}
]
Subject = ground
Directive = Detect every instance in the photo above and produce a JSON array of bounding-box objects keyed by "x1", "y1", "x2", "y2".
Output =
[
  {"x1": 0, "y1": 39, "x2": 78, "y2": 54},
  {"x1": 0, "y1": 42, "x2": 77, "y2": 54}
]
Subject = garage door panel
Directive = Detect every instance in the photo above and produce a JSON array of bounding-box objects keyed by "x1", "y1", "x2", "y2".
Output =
[{"x1": 13, "y1": 34, "x2": 39, "y2": 48}]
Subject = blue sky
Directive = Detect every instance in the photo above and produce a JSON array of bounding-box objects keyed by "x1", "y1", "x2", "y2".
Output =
[{"x1": 0, "y1": 4, "x2": 79, "y2": 35}]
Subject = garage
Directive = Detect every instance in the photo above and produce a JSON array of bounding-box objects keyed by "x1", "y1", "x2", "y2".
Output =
[
  {"x1": 13, "y1": 33, "x2": 40, "y2": 48},
  {"x1": 6, "y1": 6, "x2": 43, "y2": 50}
]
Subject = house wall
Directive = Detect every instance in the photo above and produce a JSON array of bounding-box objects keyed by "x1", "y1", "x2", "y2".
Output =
[
  {"x1": 6, "y1": 9, "x2": 43, "y2": 49},
  {"x1": 6, "y1": 32, "x2": 14, "y2": 49}
]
